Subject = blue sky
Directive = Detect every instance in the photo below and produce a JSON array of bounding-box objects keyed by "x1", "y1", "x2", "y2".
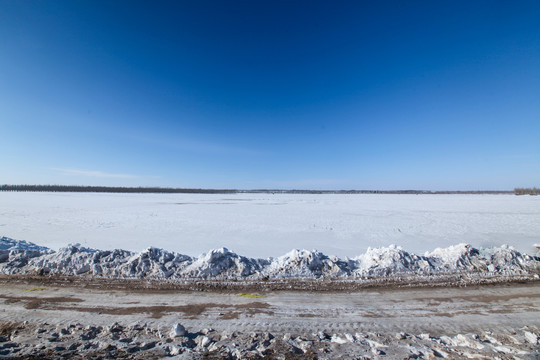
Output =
[{"x1": 1, "y1": 1, "x2": 539, "y2": 190}]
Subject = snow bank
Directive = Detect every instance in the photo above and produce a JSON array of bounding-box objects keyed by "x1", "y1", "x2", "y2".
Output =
[
  {"x1": 0, "y1": 236, "x2": 53, "y2": 268},
  {"x1": 183, "y1": 247, "x2": 268, "y2": 279},
  {"x1": 0, "y1": 236, "x2": 50, "y2": 251},
  {"x1": 353, "y1": 245, "x2": 427, "y2": 276},
  {"x1": 262, "y1": 249, "x2": 349, "y2": 278},
  {"x1": 0, "y1": 237, "x2": 538, "y2": 280}
]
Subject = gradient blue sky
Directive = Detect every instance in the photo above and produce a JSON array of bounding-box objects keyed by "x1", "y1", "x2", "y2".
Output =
[{"x1": 1, "y1": 1, "x2": 539, "y2": 190}]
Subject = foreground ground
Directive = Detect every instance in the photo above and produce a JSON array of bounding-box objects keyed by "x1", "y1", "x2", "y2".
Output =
[{"x1": 0, "y1": 279, "x2": 538, "y2": 359}]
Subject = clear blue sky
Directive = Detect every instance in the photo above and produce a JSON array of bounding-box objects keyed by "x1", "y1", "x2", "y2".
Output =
[{"x1": 1, "y1": 1, "x2": 539, "y2": 190}]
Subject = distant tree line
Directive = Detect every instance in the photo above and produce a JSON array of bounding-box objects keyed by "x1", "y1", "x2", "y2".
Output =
[
  {"x1": 0, "y1": 185, "x2": 237, "y2": 194},
  {"x1": 514, "y1": 187, "x2": 540, "y2": 196},
  {"x1": 0, "y1": 184, "x2": 514, "y2": 195}
]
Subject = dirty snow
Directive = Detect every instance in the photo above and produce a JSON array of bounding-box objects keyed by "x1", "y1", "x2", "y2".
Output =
[
  {"x1": 0, "y1": 281, "x2": 538, "y2": 359},
  {"x1": 1, "y1": 237, "x2": 538, "y2": 280}
]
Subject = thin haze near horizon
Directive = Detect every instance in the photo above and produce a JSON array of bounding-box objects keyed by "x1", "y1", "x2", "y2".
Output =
[{"x1": 1, "y1": 1, "x2": 539, "y2": 190}]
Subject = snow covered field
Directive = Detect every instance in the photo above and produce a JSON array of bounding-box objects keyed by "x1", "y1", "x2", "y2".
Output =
[
  {"x1": 0, "y1": 192, "x2": 539, "y2": 258},
  {"x1": 1, "y1": 192, "x2": 539, "y2": 359}
]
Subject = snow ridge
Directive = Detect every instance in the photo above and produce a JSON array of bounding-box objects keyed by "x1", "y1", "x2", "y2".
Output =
[
  {"x1": 263, "y1": 249, "x2": 350, "y2": 278},
  {"x1": 183, "y1": 247, "x2": 268, "y2": 279},
  {"x1": 0, "y1": 236, "x2": 50, "y2": 251},
  {"x1": 353, "y1": 245, "x2": 428, "y2": 276},
  {"x1": 0, "y1": 237, "x2": 538, "y2": 280},
  {"x1": 0, "y1": 236, "x2": 53, "y2": 268}
]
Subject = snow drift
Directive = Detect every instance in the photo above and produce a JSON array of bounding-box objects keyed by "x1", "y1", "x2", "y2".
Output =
[{"x1": 0, "y1": 236, "x2": 538, "y2": 280}]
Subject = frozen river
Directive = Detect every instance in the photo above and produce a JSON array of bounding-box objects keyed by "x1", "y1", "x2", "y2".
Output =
[{"x1": 0, "y1": 192, "x2": 538, "y2": 257}]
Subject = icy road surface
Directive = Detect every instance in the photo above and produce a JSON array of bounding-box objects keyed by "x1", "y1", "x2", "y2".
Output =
[
  {"x1": 0, "y1": 281, "x2": 538, "y2": 338},
  {"x1": 0, "y1": 192, "x2": 538, "y2": 258},
  {"x1": 1, "y1": 281, "x2": 538, "y2": 359}
]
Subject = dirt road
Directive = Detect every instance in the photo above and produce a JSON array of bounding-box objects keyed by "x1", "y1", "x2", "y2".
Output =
[{"x1": 0, "y1": 281, "x2": 538, "y2": 359}]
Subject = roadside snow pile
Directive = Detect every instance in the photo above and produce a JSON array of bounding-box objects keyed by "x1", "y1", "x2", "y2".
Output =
[
  {"x1": 425, "y1": 244, "x2": 484, "y2": 272},
  {"x1": 0, "y1": 237, "x2": 538, "y2": 280},
  {"x1": 120, "y1": 247, "x2": 192, "y2": 279},
  {"x1": 0, "y1": 236, "x2": 53, "y2": 268},
  {"x1": 262, "y1": 249, "x2": 349, "y2": 278},
  {"x1": 182, "y1": 247, "x2": 268, "y2": 279},
  {"x1": 353, "y1": 245, "x2": 428, "y2": 276},
  {"x1": 0, "y1": 236, "x2": 50, "y2": 252},
  {"x1": 482, "y1": 245, "x2": 540, "y2": 274}
]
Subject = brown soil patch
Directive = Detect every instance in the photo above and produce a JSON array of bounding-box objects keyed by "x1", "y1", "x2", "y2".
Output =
[
  {"x1": 213, "y1": 307, "x2": 274, "y2": 320},
  {"x1": 221, "y1": 311, "x2": 240, "y2": 319},
  {"x1": 0, "y1": 321, "x2": 23, "y2": 336},
  {"x1": 0, "y1": 294, "x2": 84, "y2": 311},
  {"x1": 1, "y1": 293, "x2": 272, "y2": 319},
  {"x1": 298, "y1": 313, "x2": 318, "y2": 318},
  {"x1": 57, "y1": 302, "x2": 272, "y2": 319},
  {"x1": 0, "y1": 295, "x2": 84, "y2": 303}
]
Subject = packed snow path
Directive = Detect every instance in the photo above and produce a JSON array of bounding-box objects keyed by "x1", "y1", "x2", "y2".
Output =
[
  {"x1": 0, "y1": 281, "x2": 538, "y2": 359},
  {"x1": 3, "y1": 281, "x2": 534, "y2": 336}
]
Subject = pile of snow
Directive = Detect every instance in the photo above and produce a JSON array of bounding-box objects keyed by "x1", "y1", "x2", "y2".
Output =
[
  {"x1": 482, "y1": 245, "x2": 540, "y2": 274},
  {"x1": 425, "y1": 243, "x2": 484, "y2": 272},
  {"x1": 0, "y1": 237, "x2": 538, "y2": 280},
  {"x1": 353, "y1": 245, "x2": 428, "y2": 276},
  {"x1": 182, "y1": 247, "x2": 268, "y2": 279},
  {"x1": 0, "y1": 236, "x2": 53, "y2": 268},
  {"x1": 0, "y1": 236, "x2": 50, "y2": 252},
  {"x1": 263, "y1": 249, "x2": 349, "y2": 278},
  {"x1": 119, "y1": 247, "x2": 192, "y2": 279}
]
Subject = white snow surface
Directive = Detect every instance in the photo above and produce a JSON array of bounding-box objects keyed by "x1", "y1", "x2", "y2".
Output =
[
  {"x1": 0, "y1": 236, "x2": 538, "y2": 279},
  {"x1": 1, "y1": 192, "x2": 539, "y2": 258}
]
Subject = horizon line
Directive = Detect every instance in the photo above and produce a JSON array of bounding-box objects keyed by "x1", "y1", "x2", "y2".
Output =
[{"x1": 0, "y1": 184, "x2": 527, "y2": 195}]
